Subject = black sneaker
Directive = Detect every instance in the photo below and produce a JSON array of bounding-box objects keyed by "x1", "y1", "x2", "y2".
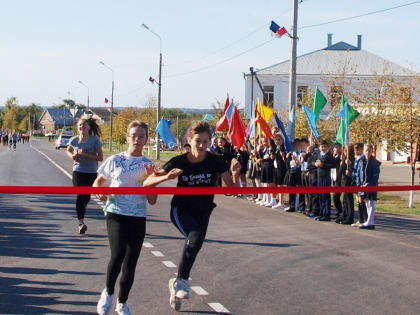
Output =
[{"x1": 78, "y1": 224, "x2": 87, "y2": 234}]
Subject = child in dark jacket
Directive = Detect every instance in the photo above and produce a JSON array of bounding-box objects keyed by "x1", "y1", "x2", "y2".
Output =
[
  {"x1": 310, "y1": 140, "x2": 336, "y2": 221},
  {"x1": 360, "y1": 144, "x2": 381, "y2": 229}
]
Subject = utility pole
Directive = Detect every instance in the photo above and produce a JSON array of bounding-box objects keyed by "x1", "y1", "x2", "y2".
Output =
[{"x1": 288, "y1": 0, "x2": 299, "y2": 139}]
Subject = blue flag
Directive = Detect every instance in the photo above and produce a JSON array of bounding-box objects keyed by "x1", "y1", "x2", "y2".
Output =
[
  {"x1": 288, "y1": 105, "x2": 296, "y2": 140},
  {"x1": 302, "y1": 105, "x2": 320, "y2": 139},
  {"x1": 156, "y1": 118, "x2": 176, "y2": 148},
  {"x1": 248, "y1": 102, "x2": 256, "y2": 139},
  {"x1": 274, "y1": 113, "x2": 292, "y2": 153},
  {"x1": 338, "y1": 101, "x2": 349, "y2": 145}
]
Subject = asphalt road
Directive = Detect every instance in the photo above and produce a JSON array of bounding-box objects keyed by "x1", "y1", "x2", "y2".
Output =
[{"x1": 1, "y1": 138, "x2": 420, "y2": 315}]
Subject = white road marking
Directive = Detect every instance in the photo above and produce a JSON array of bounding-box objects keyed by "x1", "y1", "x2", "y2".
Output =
[
  {"x1": 31, "y1": 143, "x2": 105, "y2": 207},
  {"x1": 32, "y1": 146, "x2": 72, "y2": 179},
  {"x1": 208, "y1": 303, "x2": 230, "y2": 313},
  {"x1": 162, "y1": 261, "x2": 177, "y2": 268},
  {"x1": 151, "y1": 251, "x2": 164, "y2": 257},
  {"x1": 143, "y1": 242, "x2": 154, "y2": 248},
  {"x1": 191, "y1": 286, "x2": 208, "y2": 295}
]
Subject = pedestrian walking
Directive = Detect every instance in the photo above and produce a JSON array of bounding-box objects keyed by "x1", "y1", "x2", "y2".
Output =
[
  {"x1": 143, "y1": 121, "x2": 240, "y2": 311},
  {"x1": 94, "y1": 120, "x2": 157, "y2": 315},
  {"x1": 67, "y1": 117, "x2": 103, "y2": 234}
]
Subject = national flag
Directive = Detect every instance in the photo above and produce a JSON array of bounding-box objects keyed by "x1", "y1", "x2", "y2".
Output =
[
  {"x1": 313, "y1": 87, "x2": 327, "y2": 123},
  {"x1": 149, "y1": 77, "x2": 155, "y2": 84},
  {"x1": 274, "y1": 113, "x2": 292, "y2": 152},
  {"x1": 270, "y1": 21, "x2": 288, "y2": 38},
  {"x1": 247, "y1": 102, "x2": 256, "y2": 139},
  {"x1": 336, "y1": 96, "x2": 360, "y2": 145},
  {"x1": 227, "y1": 106, "x2": 246, "y2": 149},
  {"x1": 288, "y1": 105, "x2": 296, "y2": 140},
  {"x1": 302, "y1": 105, "x2": 320, "y2": 139},
  {"x1": 255, "y1": 111, "x2": 273, "y2": 138},
  {"x1": 156, "y1": 118, "x2": 176, "y2": 148},
  {"x1": 215, "y1": 98, "x2": 235, "y2": 131},
  {"x1": 202, "y1": 113, "x2": 214, "y2": 122},
  {"x1": 105, "y1": 98, "x2": 109, "y2": 104}
]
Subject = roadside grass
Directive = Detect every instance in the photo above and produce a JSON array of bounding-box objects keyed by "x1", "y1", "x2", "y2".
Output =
[{"x1": 376, "y1": 193, "x2": 420, "y2": 215}]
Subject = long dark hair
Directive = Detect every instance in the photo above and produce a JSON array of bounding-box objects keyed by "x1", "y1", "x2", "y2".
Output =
[{"x1": 79, "y1": 117, "x2": 101, "y2": 138}]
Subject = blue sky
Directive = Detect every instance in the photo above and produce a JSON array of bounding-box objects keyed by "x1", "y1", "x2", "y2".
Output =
[{"x1": 1, "y1": 0, "x2": 419, "y2": 109}]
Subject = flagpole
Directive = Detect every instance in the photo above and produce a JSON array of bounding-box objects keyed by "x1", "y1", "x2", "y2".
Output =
[{"x1": 288, "y1": 0, "x2": 299, "y2": 139}]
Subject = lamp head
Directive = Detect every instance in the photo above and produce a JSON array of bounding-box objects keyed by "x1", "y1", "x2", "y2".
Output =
[
  {"x1": 141, "y1": 23, "x2": 150, "y2": 30},
  {"x1": 99, "y1": 61, "x2": 105, "y2": 66}
]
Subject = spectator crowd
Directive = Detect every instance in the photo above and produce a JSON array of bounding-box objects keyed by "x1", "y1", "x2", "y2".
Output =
[{"x1": 209, "y1": 129, "x2": 381, "y2": 230}]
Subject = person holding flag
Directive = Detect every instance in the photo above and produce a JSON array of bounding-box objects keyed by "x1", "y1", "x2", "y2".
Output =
[{"x1": 143, "y1": 121, "x2": 241, "y2": 311}]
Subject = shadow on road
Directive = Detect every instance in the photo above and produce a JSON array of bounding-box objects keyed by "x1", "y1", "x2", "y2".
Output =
[
  {"x1": 0, "y1": 275, "x2": 97, "y2": 314},
  {"x1": 145, "y1": 233, "x2": 297, "y2": 248},
  {"x1": 375, "y1": 212, "x2": 420, "y2": 235}
]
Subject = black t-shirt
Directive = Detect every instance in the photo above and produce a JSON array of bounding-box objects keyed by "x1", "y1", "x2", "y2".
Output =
[{"x1": 163, "y1": 152, "x2": 229, "y2": 211}]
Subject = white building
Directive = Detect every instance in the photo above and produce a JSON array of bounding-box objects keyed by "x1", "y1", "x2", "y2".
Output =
[
  {"x1": 244, "y1": 34, "x2": 415, "y2": 117},
  {"x1": 244, "y1": 34, "x2": 418, "y2": 161}
]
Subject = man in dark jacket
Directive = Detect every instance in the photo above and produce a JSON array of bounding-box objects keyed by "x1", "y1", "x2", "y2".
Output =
[
  {"x1": 311, "y1": 141, "x2": 336, "y2": 221},
  {"x1": 305, "y1": 145, "x2": 320, "y2": 217},
  {"x1": 331, "y1": 144, "x2": 343, "y2": 221}
]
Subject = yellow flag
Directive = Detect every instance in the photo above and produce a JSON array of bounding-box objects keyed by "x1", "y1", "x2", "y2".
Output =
[{"x1": 256, "y1": 98, "x2": 274, "y2": 122}]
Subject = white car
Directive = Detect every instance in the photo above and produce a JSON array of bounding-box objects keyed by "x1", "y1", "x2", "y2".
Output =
[{"x1": 55, "y1": 134, "x2": 72, "y2": 149}]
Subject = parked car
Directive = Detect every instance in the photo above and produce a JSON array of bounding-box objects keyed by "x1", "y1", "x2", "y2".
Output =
[{"x1": 55, "y1": 134, "x2": 72, "y2": 149}]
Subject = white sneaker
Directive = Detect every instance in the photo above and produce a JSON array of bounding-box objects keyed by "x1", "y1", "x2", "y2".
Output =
[
  {"x1": 115, "y1": 302, "x2": 132, "y2": 315},
  {"x1": 97, "y1": 288, "x2": 114, "y2": 315},
  {"x1": 169, "y1": 278, "x2": 182, "y2": 311},
  {"x1": 351, "y1": 221, "x2": 361, "y2": 227},
  {"x1": 265, "y1": 200, "x2": 276, "y2": 207},
  {"x1": 261, "y1": 201, "x2": 270, "y2": 207},
  {"x1": 256, "y1": 199, "x2": 266, "y2": 205},
  {"x1": 175, "y1": 278, "x2": 190, "y2": 299},
  {"x1": 272, "y1": 202, "x2": 283, "y2": 209}
]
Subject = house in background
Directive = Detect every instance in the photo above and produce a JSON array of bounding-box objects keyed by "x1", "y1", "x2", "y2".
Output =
[
  {"x1": 244, "y1": 34, "x2": 418, "y2": 161},
  {"x1": 39, "y1": 108, "x2": 75, "y2": 133}
]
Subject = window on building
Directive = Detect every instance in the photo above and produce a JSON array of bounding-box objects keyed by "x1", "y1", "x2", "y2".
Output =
[
  {"x1": 297, "y1": 86, "x2": 308, "y2": 105},
  {"x1": 263, "y1": 85, "x2": 274, "y2": 107},
  {"x1": 330, "y1": 86, "x2": 343, "y2": 107}
]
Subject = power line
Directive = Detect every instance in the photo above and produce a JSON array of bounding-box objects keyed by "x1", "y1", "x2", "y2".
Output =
[
  {"x1": 165, "y1": 8, "x2": 292, "y2": 67},
  {"x1": 165, "y1": 39, "x2": 275, "y2": 79},
  {"x1": 299, "y1": 0, "x2": 420, "y2": 29},
  {"x1": 165, "y1": 0, "x2": 420, "y2": 79}
]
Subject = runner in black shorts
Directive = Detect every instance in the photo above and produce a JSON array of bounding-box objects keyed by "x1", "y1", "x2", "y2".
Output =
[{"x1": 143, "y1": 121, "x2": 240, "y2": 311}]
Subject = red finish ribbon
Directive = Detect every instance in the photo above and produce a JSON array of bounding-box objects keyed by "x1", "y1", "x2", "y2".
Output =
[{"x1": 0, "y1": 185, "x2": 419, "y2": 195}]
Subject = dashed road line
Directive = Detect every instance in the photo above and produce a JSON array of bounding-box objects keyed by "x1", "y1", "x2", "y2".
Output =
[
  {"x1": 151, "y1": 251, "x2": 164, "y2": 257},
  {"x1": 208, "y1": 302, "x2": 230, "y2": 313},
  {"x1": 162, "y1": 261, "x2": 177, "y2": 268},
  {"x1": 191, "y1": 286, "x2": 208, "y2": 295},
  {"x1": 143, "y1": 242, "x2": 154, "y2": 248}
]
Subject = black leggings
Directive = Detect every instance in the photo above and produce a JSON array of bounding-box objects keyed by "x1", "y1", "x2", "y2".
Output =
[
  {"x1": 170, "y1": 207, "x2": 211, "y2": 280},
  {"x1": 106, "y1": 213, "x2": 146, "y2": 303},
  {"x1": 72, "y1": 171, "x2": 97, "y2": 220}
]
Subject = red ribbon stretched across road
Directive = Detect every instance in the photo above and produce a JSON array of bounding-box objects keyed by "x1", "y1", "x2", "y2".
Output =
[{"x1": 0, "y1": 185, "x2": 419, "y2": 195}]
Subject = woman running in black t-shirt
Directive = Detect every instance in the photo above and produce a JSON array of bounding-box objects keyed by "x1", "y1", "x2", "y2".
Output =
[{"x1": 143, "y1": 121, "x2": 240, "y2": 311}]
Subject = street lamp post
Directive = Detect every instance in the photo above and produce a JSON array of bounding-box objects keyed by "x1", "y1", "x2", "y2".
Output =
[
  {"x1": 99, "y1": 61, "x2": 115, "y2": 152},
  {"x1": 142, "y1": 23, "x2": 162, "y2": 160},
  {"x1": 78, "y1": 80, "x2": 90, "y2": 112},
  {"x1": 67, "y1": 91, "x2": 74, "y2": 132}
]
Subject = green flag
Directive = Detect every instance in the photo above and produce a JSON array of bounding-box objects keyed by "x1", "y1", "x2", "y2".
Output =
[
  {"x1": 336, "y1": 96, "x2": 360, "y2": 145},
  {"x1": 313, "y1": 87, "x2": 327, "y2": 123}
]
